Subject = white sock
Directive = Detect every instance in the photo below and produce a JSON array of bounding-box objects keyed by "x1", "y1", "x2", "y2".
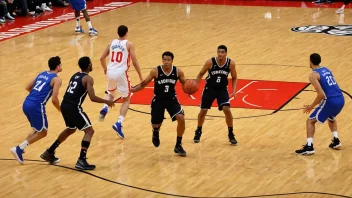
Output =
[
  {"x1": 19, "y1": 140, "x2": 29, "y2": 150},
  {"x1": 87, "y1": 21, "x2": 92, "y2": 29},
  {"x1": 341, "y1": 5, "x2": 345, "y2": 9},
  {"x1": 103, "y1": 104, "x2": 108, "y2": 108},
  {"x1": 307, "y1": 138, "x2": 313, "y2": 146},
  {"x1": 332, "y1": 131, "x2": 338, "y2": 138},
  {"x1": 118, "y1": 116, "x2": 124, "y2": 124},
  {"x1": 42, "y1": 3, "x2": 46, "y2": 7},
  {"x1": 76, "y1": 17, "x2": 80, "y2": 27}
]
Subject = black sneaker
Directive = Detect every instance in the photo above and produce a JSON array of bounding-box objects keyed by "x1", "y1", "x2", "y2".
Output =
[
  {"x1": 329, "y1": 138, "x2": 342, "y2": 149},
  {"x1": 174, "y1": 144, "x2": 186, "y2": 157},
  {"x1": 152, "y1": 131, "x2": 160, "y2": 147},
  {"x1": 40, "y1": 149, "x2": 60, "y2": 164},
  {"x1": 75, "y1": 158, "x2": 96, "y2": 170},
  {"x1": 193, "y1": 129, "x2": 202, "y2": 143},
  {"x1": 228, "y1": 132, "x2": 237, "y2": 145},
  {"x1": 295, "y1": 144, "x2": 315, "y2": 155}
]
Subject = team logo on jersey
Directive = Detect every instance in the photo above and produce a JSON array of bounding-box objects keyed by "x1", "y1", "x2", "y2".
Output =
[{"x1": 291, "y1": 25, "x2": 352, "y2": 36}]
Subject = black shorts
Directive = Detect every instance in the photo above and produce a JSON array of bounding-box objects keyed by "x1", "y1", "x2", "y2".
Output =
[
  {"x1": 200, "y1": 86, "x2": 230, "y2": 111},
  {"x1": 151, "y1": 96, "x2": 184, "y2": 124},
  {"x1": 61, "y1": 102, "x2": 92, "y2": 130}
]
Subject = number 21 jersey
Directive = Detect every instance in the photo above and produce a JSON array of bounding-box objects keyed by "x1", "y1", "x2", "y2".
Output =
[{"x1": 107, "y1": 39, "x2": 130, "y2": 71}]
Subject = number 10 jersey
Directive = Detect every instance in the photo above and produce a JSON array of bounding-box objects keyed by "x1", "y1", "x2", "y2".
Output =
[{"x1": 108, "y1": 39, "x2": 130, "y2": 71}]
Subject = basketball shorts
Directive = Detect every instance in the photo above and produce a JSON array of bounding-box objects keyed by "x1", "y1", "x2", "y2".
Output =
[
  {"x1": 151, "y1": 96, "x2": 184, "y2": 124},
  {"x1": 61, "y1": 102, "x2": 92, "y2": 130},
  {"x1": 200, "y1": 86, "x2": 230, "y2": 111},
  {"x1": 106, "y1": 69, "x2": 131, "y2": 98},
  {"x1": 22, "y1": 100, "x2": 48, "y2": 132},
  {"x1": 309, "y1": 96, "x2": 345, "y2": 123},
  {"x1": 68, "y1": 0, "x2": 86, "y2": 11}
]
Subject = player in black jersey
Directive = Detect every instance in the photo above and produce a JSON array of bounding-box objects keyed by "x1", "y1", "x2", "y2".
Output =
[
  {"x1": 40, "y1": 57, "x2": 114, "y2": 170},
  {"x1": 131, "y1": 51, "x2": 187, "y2": 156},
  {"x1": 194, "y1": 45, "x2": 238, "y2": 145}
]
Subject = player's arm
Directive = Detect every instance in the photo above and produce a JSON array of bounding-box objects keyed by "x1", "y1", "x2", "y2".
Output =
[
  {"x1": 84, "y1": 76, "x2": 115, "y2": 107},
  {"x1": 100, "y1": 44, "x2": 110, "y2": 74},
  {"x1": 131, "y1": 68, "x2": 157, "y2": 93},
  {"x1": 25, "y1": 78, "x2": 36, "y2": 92},
  {"x1": 127, "y1": 42, "x2": 143, "y2": 81},
  {"x1": 230, "y1": 60, "x2": 238, "y2": 98},
  {"x1": 178, "y1": 68, "x2": 186, "y2": 86},
  {"x1": 195, "y1": 59, "x2": 212, "y2": 83},
  {"x1": 51, "y1": 77, "x2": 62, "y2": 112},
  {"x1": 304, "y1": 72, "x2": 324, "y2": 113}
]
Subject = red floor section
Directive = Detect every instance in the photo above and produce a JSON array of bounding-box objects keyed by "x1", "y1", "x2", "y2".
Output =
[{"x1": 117, "y1": 79, "x2": 309, "y2": 110}]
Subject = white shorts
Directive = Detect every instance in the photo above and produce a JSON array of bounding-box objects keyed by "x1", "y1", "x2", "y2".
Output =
[{"x1": 106, "y1": 70, "x2": 131, "y2": 98}]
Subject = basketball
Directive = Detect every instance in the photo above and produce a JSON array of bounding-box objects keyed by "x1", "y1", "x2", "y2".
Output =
[{"x1": 183, "y1": 80, "x2": 198, "y2": 95}]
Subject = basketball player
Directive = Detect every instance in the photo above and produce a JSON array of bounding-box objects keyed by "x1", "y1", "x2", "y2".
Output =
[
  {"x1": 295, "y1": 53, "x2": 344, "y2": 155},
  {"x1": 193, "y1": 45, "x2": 238, "y2": 145},
  {"x1": 99, "y1": 25, "x2": 143, "y2": 139},
  {"x1": 69, "y1": 0, "x2": 98, "y2": 36},
  {"x1": 336, "y1": 0, "x2": 350, "y2": 13},
  {"x1": 40, "y1": 57, "x2": 114, "y2": 170},
  {"x1": 131, "y1": 51, "x2": 187, "y2": 157},
  {"x1": 10, "y1": 56, "x2": 63, "y2": 164}
]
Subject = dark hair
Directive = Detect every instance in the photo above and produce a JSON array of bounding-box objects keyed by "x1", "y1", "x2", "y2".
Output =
[
  {"x1": 48, "y1": 56, "x2": 61, "y2": 70},
  {"x1": 78, "y1": 56, "x2": 91, "y2": 70},
  {"x1": 118, "y1": 25, "x2": 128, "y2": 37},
  {"x1": 310, "y1": 53, "x2": 321, "y2": 65},
  {"x1": 162, "y1": 51, "x2": 174, "y2": 60},
  {"x1": 218, "y1": 45, "x2": 227, "y2": 52}
]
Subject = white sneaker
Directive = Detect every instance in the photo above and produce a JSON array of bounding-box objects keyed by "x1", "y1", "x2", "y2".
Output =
[
  {"x1": 336, "y1": 8, "x2": 344, "y2": 14},
  {"x1": 41, "y1": 4, "x2": 53, "y2": 11},
  {"x1": 0, "y1": 18, "x2": 5, "y2": 23},
  {"x1": 89, "y1": 28, "x2": 98, "y2": 36}
]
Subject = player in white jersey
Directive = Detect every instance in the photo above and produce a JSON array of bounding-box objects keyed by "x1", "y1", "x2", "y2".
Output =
[{"x1": 99, "y1": 25, "x2": 143, "y2": 139}]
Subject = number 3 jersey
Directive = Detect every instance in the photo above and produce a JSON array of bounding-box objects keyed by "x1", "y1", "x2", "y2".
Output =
[
  {"x1": 313, "y1": 67, "x2": 343, "y2": 98},
  {"x1": 62, "y1": 72, "x2": 88, "y2": 107},
  {"x1": 205, "y1": 57, "x2": 231, "y2": 89},
  {"x1": 154, "y1": 65, "x2": 178, "y2": 99},
  {"x1": 25, "y1": 71, "x2": 57, "y2": 105},
  {"x1": 108, "y1": 39, "x2": 130, "y2": 71}
]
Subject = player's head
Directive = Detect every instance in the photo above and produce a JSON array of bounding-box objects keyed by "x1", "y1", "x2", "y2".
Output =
[
  {"x1": 310, "y1": 53, "x2": 321, "y2": 68},
  {"x1": 162, "y1": 51, "x2": 174, "y2": 68},
  {"x1": 118, "y1": 25, "x2": 128, "y2": 38},
  {"x1": 48, "y1": 56, "x2": 62, "y2": 72},
  {"x1": 78, "y1": 56, "x2": 92, "y2": 72},
  {"x1": 217, "y1": 45, "x2": 227, "y2": 60}
]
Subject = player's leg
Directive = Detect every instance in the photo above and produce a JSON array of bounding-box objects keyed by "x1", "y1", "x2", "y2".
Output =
[
  {"x1": 151, "y1": 97, "x2": 165, "y2": 147},
  {"x1": 81, "y1": 7, "x2": 97, "y2": 36},
  {"x1": 327, "y1": 97, "x2": 344, "y2": 149},
  {"x1": 336, "y1": 0, "x2": 350, "y2": 14},
  {"x1": 72, "y1": 3, "x2": 84, "y2": 33},
  {"x1": 217, "y1": 89, "x2": 237, "y2": 145},
  {"x1": 99, "y1": 70, "x2": 117, "y2": 122},
  {"x1": 194, "y1": 87, "x2": 215, "y2": 143},
  {"x1": 167, "y1": 98, "x2": 186, "y2": 156}
]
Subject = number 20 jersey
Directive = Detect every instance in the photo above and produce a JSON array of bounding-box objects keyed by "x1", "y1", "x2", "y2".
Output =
[
  {"x1": 107, "y1": 39, "x2": 130, "y2": 71},
  {"x1": 313, "y1": 67, "x2": 343, "y2": 98}
]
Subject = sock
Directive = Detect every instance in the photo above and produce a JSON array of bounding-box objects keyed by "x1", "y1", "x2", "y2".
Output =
[
  {"x1": 228, "y1": 126, "x2": 233, "y2": 134},
  {"x1": 41, "y1": 3, "x2": 46, "y2": 7},
  {"x1": 48, "y1": 140, "x2": 61, "y2": 153},
  {"x1": 118, "y1": 116, "x2": 124, "y2": 124},
  {"x1": 197, "y1": 126, "x2": 202, "y2": 131},
  {"x1": 332, "y1": 131, "x2": 338, "y2": 138},
  {"x1": 153, "y1": 126, "x2": 160, "y2": 134},
  {"x1": 307, "y1": 138, "x2": 313, "y2": 146},
  {"x1": 103, "y1": 104, "x2": 108, "y2": 108},
  {"x1": 87, "y1": 21, "x2": 92, "y2": 29},
  {"x1": 19, "y1": 140, "x2": 29, "y2": 150},
  {"x1": 76, "y1": 17, "x2": 80, "y2": 27},
  {"x1": 176, "y1": 136, "x2": 182, "y2": 145},
  {"x1": 80, "y1": 141, "x2": 90, "y2": 159},
  {"x1": 80, "y1": 149, "x2": 87, "y2": 159}
]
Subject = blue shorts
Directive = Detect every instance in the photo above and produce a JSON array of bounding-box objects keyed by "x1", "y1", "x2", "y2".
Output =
[
  {"x1": 309, "y1": 96, "x2": 344, "y2": 123},
  {"x1": 23, "y1": 100, "x2": 48, "y2": 132},
  {"x1": 68, "y1": 0, "x2": 86, "y2": 11}
]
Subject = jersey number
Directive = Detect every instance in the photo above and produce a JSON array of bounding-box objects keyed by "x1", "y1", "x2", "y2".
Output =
[
  {"x1": 164, "y1": 85, "x2": 169, "y2": 92},
  {"x1": 111, "y1": 51, "x2": 123, "y2": 63},
  {"x1": 33, "y1": 81, "x2": 46, "y2": 92},
  {"x1": 67, "y1": 81, "x2": 77, "y2": 94},
  {"x1": 216, "y1": 76, "x2": 221, "y2": 83},
  {"x1": 326, "y1": 75, "x2": 336, "y2": 86}
]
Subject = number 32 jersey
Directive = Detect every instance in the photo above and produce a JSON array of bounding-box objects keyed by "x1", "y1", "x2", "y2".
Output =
[
  {"x1": 205, "y1": 57, "x2": 231, "y2": 89},
  {"x1": 313, "y1": 67, "x2": 343, "y2": 99},
  {"x1": 108, "y1": 39, "x2": 130, "y2": 71},
  {"x1": 62, "y1": 72, "x2": 88, "y2": 108}
]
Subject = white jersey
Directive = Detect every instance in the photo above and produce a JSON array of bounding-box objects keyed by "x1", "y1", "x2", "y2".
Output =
[{"x1": 107, "y1": 39, "x2": 130, "y2": 71}]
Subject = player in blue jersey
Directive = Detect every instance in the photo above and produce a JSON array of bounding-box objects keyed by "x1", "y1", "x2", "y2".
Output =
[
  {"x1": 295, "y1": 53, "x2": 345, "y2": 155},
  {"x1": 10, "y1": 56, "x2": 63, "y2": 164},
  {"x1": 68, "y1": 0, "x2": 98, "y2": 36}
]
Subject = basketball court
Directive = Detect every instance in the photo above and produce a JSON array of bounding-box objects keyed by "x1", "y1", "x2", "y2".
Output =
[{"x1": 0, "y1": 0, "x2": 351, "y2": 197}]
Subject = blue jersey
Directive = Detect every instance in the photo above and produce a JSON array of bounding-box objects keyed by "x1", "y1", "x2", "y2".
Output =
[
  {"x1": 25, "y1": 71, "x2": 57, "y2": 105},
  {"x1": 314, "y1": 67, "x2": 343, "y2": 99}
]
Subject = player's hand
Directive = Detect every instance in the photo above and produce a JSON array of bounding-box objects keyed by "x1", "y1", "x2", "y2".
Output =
[
  {"x1": 106, "y1": 100, "x2": 115, "y2": 108},
  {"x1": 229, "y1": 92, "x2": 236, "y2": 98},
  {"x1": 131, "y1": 87, "x2": 137, "y2": 93},
  {"x1": 303, "y1": 105, "x2": 314, "y2": 114},
  {"x1": 104, "y1": 69, "x2": 107, "y2": 75}
]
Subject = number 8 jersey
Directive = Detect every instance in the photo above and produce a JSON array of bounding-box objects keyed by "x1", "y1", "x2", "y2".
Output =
[
  {"x1": 205, "y1": 57, "x2": 231, "y2": 89},
  {"x1": 108, "y1": 39, "x2": 130, "y2": 71},
  {"x1": 314, "y1": 67, "x2": 343, "y2": 98}
]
